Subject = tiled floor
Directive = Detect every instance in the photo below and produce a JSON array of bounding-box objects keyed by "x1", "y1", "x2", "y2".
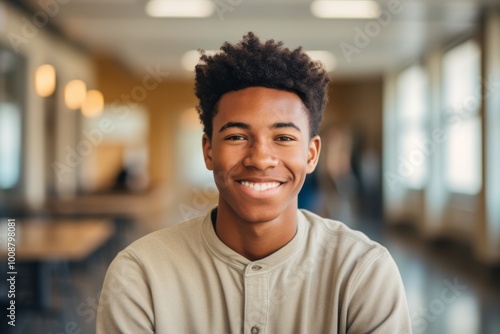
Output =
[{"x1": 3, "y1": 196, "x2": 500, "y2": 334}]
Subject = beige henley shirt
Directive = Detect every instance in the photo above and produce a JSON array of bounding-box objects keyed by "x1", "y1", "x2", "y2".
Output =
[{"x1": 97, "y1": 208, "x2": 411, "y2": 333}]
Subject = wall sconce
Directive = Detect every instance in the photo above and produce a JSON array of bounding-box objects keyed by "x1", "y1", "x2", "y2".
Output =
[
  {"x1": 35, "y1": 64, "x2": 56, "y2": 97},
  {"x1": 64, "y1": 80, "x2": 87, "y2": 110},
  {"x1": 81, "y1": 89, "x2": 104, "y2": 118},
  {"x1": 305, "y1": 51, "x2": 337, "y2": 72}
]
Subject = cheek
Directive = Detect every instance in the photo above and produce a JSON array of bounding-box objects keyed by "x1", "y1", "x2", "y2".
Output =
[
  {"x1": 285, "y1": 150, "x2": 309, "y2": 169},
  {"x1": 211, "y1": 154, "x2": 239, "y2": 185},
  {"x1": 212, "y1": 150, "x2": 238, "y2": 171},
  {"x1": 211, "y1": 163, "x2": 229, "y2": 187},
  {"x1": 213, "y1": 170, "x2": 225, "y2": 186}
]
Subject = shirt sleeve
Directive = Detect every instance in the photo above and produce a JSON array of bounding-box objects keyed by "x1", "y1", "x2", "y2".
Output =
[
  {"x1": 96, "y1": 249, "x2": 155, "y2": 334},
  {"x1": 345, "y1": 247, "x2": 412, "y2": 334}
]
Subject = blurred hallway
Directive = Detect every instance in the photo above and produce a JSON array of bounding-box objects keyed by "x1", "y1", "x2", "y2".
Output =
[{"x1": 2, "y1": 0, "x2": 500, "y2": 333}]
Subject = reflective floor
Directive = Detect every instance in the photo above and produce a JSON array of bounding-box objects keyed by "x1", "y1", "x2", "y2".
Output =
[{"x1": 357, "y1": 219, "x2": 500, "y2": 334}]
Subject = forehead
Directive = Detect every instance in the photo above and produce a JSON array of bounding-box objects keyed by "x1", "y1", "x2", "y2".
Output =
[{"x1": 215, "y1": 87, "x2": 308, "y2": 125}]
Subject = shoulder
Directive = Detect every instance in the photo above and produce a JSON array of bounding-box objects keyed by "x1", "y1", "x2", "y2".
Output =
[
  {"x1": 299, "y1": 209, "x2": 392, "y2": 269},
  {"x1": 101, "y1": 213, "x2": 212, "y2": 303},
  {"x1": 298, "y1": 210, "x2": 406, "y2": 302},
  {"x1": 116, "y1": 213, "x2": 206, "y2": 266}
]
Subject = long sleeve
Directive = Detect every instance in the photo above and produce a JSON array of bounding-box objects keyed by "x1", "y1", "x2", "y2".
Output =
[
  {"x1": 345, "y1": 247, "x2": 412, "y2": 333},
  {"x1": 96, "y1": 250, "x2": 155, "y2": 334}
]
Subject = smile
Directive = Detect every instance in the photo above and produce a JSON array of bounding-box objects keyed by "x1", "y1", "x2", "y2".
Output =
[{"x1": 238, "y1": 181, "x2": 281, "y2": 192}]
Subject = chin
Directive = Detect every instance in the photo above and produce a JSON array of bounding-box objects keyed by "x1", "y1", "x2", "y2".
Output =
[
  {"x1": 229, "y1": 200, "x2": 291, "y2": 224},
  {"x1": 239, "y1": 209, "x2": 280, "y2": 224}
]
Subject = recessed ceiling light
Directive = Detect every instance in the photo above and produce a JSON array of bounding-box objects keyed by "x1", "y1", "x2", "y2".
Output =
[
  {"x1": 306, "y1": 51, "x2": 337, "y2": 72},
  {"x1": 182, "y1": 50, "x2": 217, "y2": 71},
  {"x1": 146, "y1": 0, "x2": 214, "y2": 18},
  {"x1": 311, "y1": 0, "x2": 381, "y2": 19}
]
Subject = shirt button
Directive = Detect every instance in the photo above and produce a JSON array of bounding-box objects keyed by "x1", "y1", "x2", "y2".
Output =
[
  {"x1": 251, "y1": 326, "x2": 260, "y2": 334},
  {"x1": 251, "y1": 265, "x2": 262, "y2": 271}
]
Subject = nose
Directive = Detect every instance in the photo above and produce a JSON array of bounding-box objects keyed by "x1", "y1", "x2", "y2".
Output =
[{"x1": 243, "y1": 140, "x2": 278, "y2": 170}]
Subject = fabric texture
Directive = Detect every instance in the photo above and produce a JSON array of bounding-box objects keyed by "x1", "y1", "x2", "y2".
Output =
[{"x1": 97, "y1": 208, "x2": 411, "y2": 334}]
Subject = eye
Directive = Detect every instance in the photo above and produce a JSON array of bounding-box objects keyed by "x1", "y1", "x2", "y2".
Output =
[
  {"x1": 276, "y1": 136, "x2": 295, "y2": 142},
  {"x1": 225, "y1": 135, "x2": 246, "y2": 141}
]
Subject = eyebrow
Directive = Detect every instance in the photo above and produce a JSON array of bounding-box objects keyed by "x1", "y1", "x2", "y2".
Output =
[
  {"x1": 271, "y1": 122, "x2": 301, "y2": 132},
  {"x1": 218, "y1": 122, "x2": 251, "y2": 133},
  {"x1": 218, "y1": 121, "x2": 301, "y2": 133}
]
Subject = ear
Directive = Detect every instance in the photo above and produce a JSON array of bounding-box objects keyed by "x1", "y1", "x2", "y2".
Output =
[
  {"x1": 202, "y1": 134, "x2": 214, "y2": 170},
  {"x1": 306, "y1": 135, "x2": 321, "y2": 174}
]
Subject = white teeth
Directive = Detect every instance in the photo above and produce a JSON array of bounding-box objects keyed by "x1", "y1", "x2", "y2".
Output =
[{"x1": 240, "y1": 181, "x2": 280, "y2": 192}]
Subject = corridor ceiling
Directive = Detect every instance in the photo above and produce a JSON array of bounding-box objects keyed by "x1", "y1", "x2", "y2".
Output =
[{"x1": 12, "y1": 0, "x2": 499, "y2": 78}]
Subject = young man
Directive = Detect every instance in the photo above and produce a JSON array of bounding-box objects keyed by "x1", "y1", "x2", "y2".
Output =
[{"x1": 97, "y1": 32, "x2": 411, "y2": 333}]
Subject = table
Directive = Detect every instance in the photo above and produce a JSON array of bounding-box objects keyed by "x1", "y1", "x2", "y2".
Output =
[
  {"x1": 44, "y1": 186, "x2": 172, "y2": 218},
  {"x1": 0, "y1": 218, "x2": 115, "y2": 261},
  {"x1": 0, "y1": 218, "x2": 115, "y2": 310}
]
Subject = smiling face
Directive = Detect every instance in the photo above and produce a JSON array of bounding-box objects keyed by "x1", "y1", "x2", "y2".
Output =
[{"x1": 202, "y1": 86, "x2": 321, "y2": 225}]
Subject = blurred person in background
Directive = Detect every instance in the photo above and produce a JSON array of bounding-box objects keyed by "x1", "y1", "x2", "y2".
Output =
[
  {"x1": 323, "y1": 124, "x2": 360, "y2": 223},
  {"x1": 97, "y1": 32, "x2": 411, "y2": 333},
  {"x1": 297, "y1": 168, "x2": 323, "y2": 213}
]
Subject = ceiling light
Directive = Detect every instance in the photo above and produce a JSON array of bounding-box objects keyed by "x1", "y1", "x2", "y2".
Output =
[
  {"x1": 181, "y1": 50, "x2": 217, "y2": 71},
  {"x1": 311, "y1": 0, "x2": 381, "y2": 19},
  {"x1": 306, "y1": 51, "x2": 337, "y2": 72},
  {"x1": 64, "y1": 80, "x2": 87, "y2": 110},
  {"x1": 35, "y1": 64, "x2": 56, "y2": 97},
  {"x1": 146, "y1": 0, "x2": 214, "y2": 18}
]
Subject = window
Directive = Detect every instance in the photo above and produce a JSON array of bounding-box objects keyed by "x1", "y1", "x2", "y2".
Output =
[
  {"x1": 442, "y1": 40, "x2": 482, "y2": 195},
  {"x1": 0, "y1": 47, "x2": 24, "y2": 190},
  {"x1": 395, "y1": 64, "x2": 428, "y2": 189},
  {"x1": 177, "y1": 108, "x2": 214, "y2": 187}
]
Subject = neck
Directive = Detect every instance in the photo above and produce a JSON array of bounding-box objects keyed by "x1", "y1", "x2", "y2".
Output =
[{"x1": 213, "y1": 203, "x2": 298, "y2": 261}]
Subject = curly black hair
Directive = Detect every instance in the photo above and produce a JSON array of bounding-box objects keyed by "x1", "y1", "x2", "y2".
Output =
[{"x1": 195, "y1": 32, "x2": 330, "y2": 139}]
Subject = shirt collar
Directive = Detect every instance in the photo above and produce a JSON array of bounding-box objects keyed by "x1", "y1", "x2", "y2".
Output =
[{"x1": 201, "y1": 206, "x2": 308, "y2": 272}]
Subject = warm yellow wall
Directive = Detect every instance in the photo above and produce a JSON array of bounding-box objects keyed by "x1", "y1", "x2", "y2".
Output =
[
  {"x1": 93, "y1": 144, "x2": 124, "y2": 190},
  {"x1": 94, "y1": 57, "x2": 198, "y2": 186},
  {"x1": 325, "y1": 78, "x2": 383, "y2": 153},
  {"x1": 144, "y1": 80, "x2": 198, "y2": 185}
]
